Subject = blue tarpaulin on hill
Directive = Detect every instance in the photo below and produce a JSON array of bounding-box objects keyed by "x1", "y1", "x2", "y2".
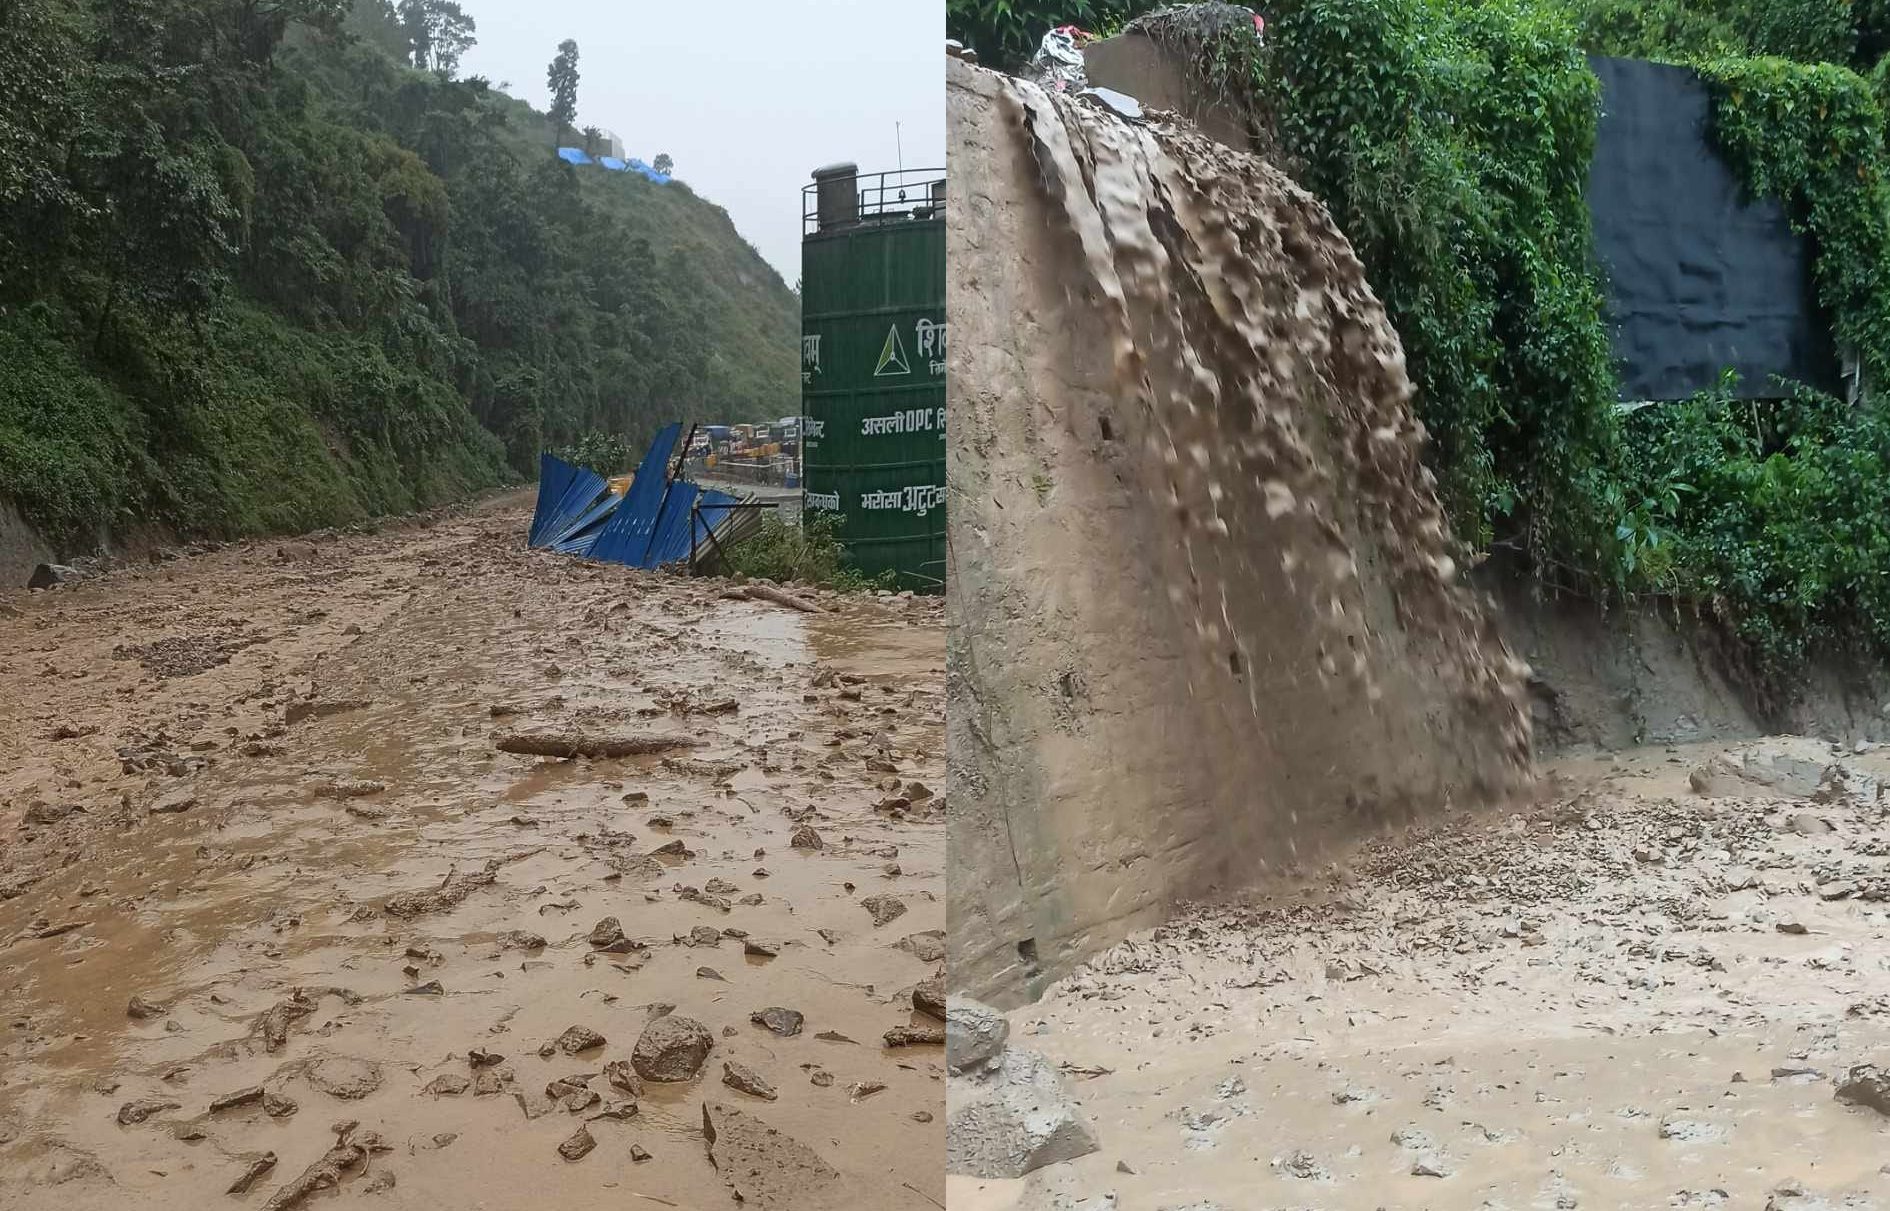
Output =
[
  {"x1": 556, "y1": 147, "x2": 593, "y2": 165},
  {"x1": 528, "y1": 425, "x2": 731, "y2": 570}
]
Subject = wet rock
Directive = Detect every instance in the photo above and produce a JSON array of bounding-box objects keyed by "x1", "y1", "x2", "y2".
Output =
[
  {"x1": 27, "y1": 563, "x2": 82, "y2": 590},
  {"x1": 1411, "y1": 1154, "x2": 1453, "y2": 1178},
  {"x1": 316, "y1": 778, "x2": 385, "y2": 799},
  {"x1": 468, "y1": 1047, "x2": 505, "y2": 1068},
  {"x1": 1836, "y1": 1064, "x2": 1890, "y2": 1115},
  {"x1": 588, "y1": 916, "x2": 629, "y2": 948},
  {"x1": 497, "y1": 929, "x2": 546, "y2": 951},
  {"x1": 604, "y1": 1059, "x2": 645, "y2": 1099},
  {"x1": 751, "y1": 1006, "x2": 805, "y2": 1037},
  {"x1": 947, "y1": 1046, "x2": 1098, "y2": 1178},
  {"x1": 284, "y1": 697, "x2": 370, "y2": 725},
  {"x1": 630, "y1": 1143, "x2": 652, "y2": 1163},
  {"x1": 702, "y1": 1102, "x2": 844, "y2": 1209},
  {"x1": 116, "y1": 1097, "x2": 181, "y2": 1125},
  {"x1": 885, "y1": 1023, "x2": 947, "y2": 1047},
  {"x1": 404, "y1": 980, "x2": 444, "y2": 996},
  {"x1": 262, "y1": 1131, "x2": 370, "y2": 1210},
  {"x1": 557, "y1": 1124, "x2": 596, "y2": 1162},
  {"x1": 790, "y1": 824, "x2": 823, "y2": 849},
  {"x1": 497, "y1": 730, "x2": 699, "y2": 759},
  {"x1": 472, "y1": 1069, "x2": 506, "y2": 1097},
  {"x1": 723, "y1": 1060, "x2": 779, "y2": 1100},
  {"x1": 859, "y1": 894, "x2": 906, "y2": 926},
  {"x1": 423, "y1": 1073, "x2": 470, "y2": 1096},
  {"x1": 914, "y1": 975, "x2": 946, "y2": 1020},
  {"x1": 384, "y1": 861, "x2": 500, "y2": 918},
  {"x1": 127, "y1": 994, "x2": 167, "y2": 1020},
  {"x1": 228, "y1": 1152, "x2": 278, "y2": 1194},
  {"x1": 554, "y1": 1024, "x2": 607, "y2": 1054},
  {"x1": 897, "y1": 931, "x2": 947, "y2": 963},
  {"x1": 1777, "y1": 921, "x2": 1810, "y2": 936},
  {"x1": 264, "y1": 1092, "x2": 298, "y2": 1118},
  {"x1": 697, "y1": 966, "x2": 726, "y2": 981},
  {"x1": 209, "y1": 1086, "x2": 265, "y2": 1112},
  {"x1": 361, "y1": 1170, "x2": 395, "y2": 1194},
  {"x1": 22, "y1": 802, "x2": 81, "y2": 826},
  {"x1": 689, "y1": 924, "x2": 724, "y2": 946},
  {"x1": 631, "y1": 1014, "x2": 714, "y2": 1081},
  {"x1": 303, "y1": 1057, "x2": 383, "y2": 1100},
  {"x1": 147, "y1": 787, "x2": 201, "y2": 814},
  {"x1": 947, "y1": 998, "x2": 1010, "y2": 1074},
  {"x1": 744, "y1": 938, "x2": 781, "y2": 958}
]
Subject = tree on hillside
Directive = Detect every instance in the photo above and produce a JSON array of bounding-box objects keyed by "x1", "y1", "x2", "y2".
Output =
[
  {"x1": 394, "y1": 0, "x2": 475, "y2": 77},
  {"x1": 581, "y1": 125, "x2": 601, "y2": 157},
  {"x1": 653, "y1": 152, "x2": 673, "y2": 175},
  {"x1": 547, "y1": 38, "x2": 580, "y2": 146}
]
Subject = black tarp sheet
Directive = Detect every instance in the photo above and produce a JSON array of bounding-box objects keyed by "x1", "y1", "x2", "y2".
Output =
[{"x1": 1587, "y1": 55, "x2": 1838, "y2": 400}]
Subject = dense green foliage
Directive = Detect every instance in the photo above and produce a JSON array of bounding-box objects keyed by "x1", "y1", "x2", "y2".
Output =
[
  {"x1": 946, "y1": 0, "x2": 1890, "y2": 692},
  {"x1": 554, "y1": 430, "x2": 635, "y2": 478},
  {"x1": 722, "y1": 511, "x2": 892, "y2": 591},
  {"x1": 0, "y1": 0, "x2": 797, "y2": 550},
  {"x1": 1620, "y1": 380, "x2": 1890, "y2": 687}
]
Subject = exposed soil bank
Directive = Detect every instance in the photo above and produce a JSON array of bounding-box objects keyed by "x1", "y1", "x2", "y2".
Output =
[{"x1": 945, "y1": 56, "x2": 1530, "y2": 1007}]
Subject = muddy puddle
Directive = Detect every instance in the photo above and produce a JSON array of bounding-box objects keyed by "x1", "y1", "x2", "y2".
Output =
[
  {"x1": 0, "y1": 498, "x2": 944, "y2": 1210},
  {"x1": 953, "y1": 737, "x2": 1890, "y2": 1210}
]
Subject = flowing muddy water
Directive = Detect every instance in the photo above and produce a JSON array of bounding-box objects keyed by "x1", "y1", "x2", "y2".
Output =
[
  {"x1": 952, "y1": 738, "x2": 1890, "y2": 1210},
  {"x1": 946, "y1": 57, "x2": 1527, "y2": 998},
  {"x1": 0, "y1": 494, "x2": 944, "y2": 1209}
]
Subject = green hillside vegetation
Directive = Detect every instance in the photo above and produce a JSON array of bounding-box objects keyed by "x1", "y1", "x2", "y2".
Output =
[
  {"x1": 949, "y1": 0, "x2": 1890, "y2": 702},
  {"x1": 0, "y1": 0, "x2": 797, "y2": 550}
]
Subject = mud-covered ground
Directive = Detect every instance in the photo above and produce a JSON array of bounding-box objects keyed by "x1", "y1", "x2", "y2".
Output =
[
  {"x1": 0, "y1": 493, "x2": 945, "y2": 1210},
  {"x1": 953, "y1": 738, "x2": 1890, "y2": 1211}
]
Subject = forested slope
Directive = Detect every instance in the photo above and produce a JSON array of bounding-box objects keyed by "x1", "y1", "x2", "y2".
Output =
[{"x1": 0, "y1": 0, "x2": 798, "y2": 550}]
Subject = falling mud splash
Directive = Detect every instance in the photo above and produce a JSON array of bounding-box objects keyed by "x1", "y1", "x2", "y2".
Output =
[{"x1": 945, "y1": 58, "x2": 1532, "y2": 1003}]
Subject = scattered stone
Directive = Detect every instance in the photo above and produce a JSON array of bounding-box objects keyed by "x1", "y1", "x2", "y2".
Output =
[
  {"x1": 495, "y1": 731, "x2": 701, "y2": 759},
  {"x1": 630, "y1": 1143, "x2": 652, "y2": 1163},
  {"x1": 631, "y1": 1014, "x2": 714, "y2": 1082},
  {"x1": 751, "y1": 1007, "x2": 805, "y2": 1037},
  {"x1": 302, "y1": 1057, "x2": 383, "y2": 1100},
  {"x1": 859, "y1": 894, "x2": 906, "y2": 926},
  {"x1": 885, "y1": 1024, "x2": 946, "y2": 1047},
  {"x1": 603, "y1": 1059, "x2": 644, "y2": 1099},
  {"x1": 209, "y1": 1086, "x2": 265, "y2": 1113},
  {"x1": 914, "y1": 975, "x2": 946, "y2": 1020},
  {"x1": 946, "y1": 1041, "x2": 1100, "y2": 1178},
  {"x1": 790, "y1": 824, "x2": 823, "y2": 849},
  {"x1": 127, "y1": 995, "x2": 167, "y2": 1020},
  {"x1": 423, "y1": 1073, "x2": 470, "y2": 1096},
  {"x1": 228, "y1": 1153, "x2": 278, "y2": 1194},
  {"x1": 554, "y1": 1025, "x2": 607, "y2": 1054},
  {"x1": 947, "y1": 998, "x2": 1010, "y2": 1074},
  {"x1": 116, "y1": 1098, "x2": 181, "y2": 1125},
  {"x1": 1836, "y1": 1064, "x2": 1890, "y2": 1116},
  {"x1": 702, "y1": 1102, "x2": 844, "y2": 1207},
  {"x1": 557, "y1": 1125, "x2": 596, "y2": 1161},
  {"x1": 897, "y1": 931, "x2": 947, "y2": 963},
  {"x1": 1411, "y1": 1154, "x2": 1454, "y2": 1178},
  {"x1": 723, "y1": 1061, "x2": 779, "y2": 1100}
]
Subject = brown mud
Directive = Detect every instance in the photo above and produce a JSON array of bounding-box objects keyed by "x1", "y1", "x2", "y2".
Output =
[
  {"x1": 0, "y1": 492, "x2": 945, "y2": 1210},
  {"x1": 946, "y1": 56, "x2": 1530, "y2": 1003},
  {"x1": 952, "y1": 738, "x2": 1890, "y2": 1210}
]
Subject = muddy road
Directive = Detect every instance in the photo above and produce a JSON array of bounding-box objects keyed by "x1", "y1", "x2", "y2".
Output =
[
  {"x1": 0, "y1": 493, "x2": 945, "y2": 1210},
  {"x1": 953, "y1": 739, "x2": 1890, "y2": 1211}
]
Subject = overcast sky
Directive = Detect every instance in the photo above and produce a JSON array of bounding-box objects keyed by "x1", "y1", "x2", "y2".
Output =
[{"x1": 459, "y1": 0, "x2": 944, "y2": 283}]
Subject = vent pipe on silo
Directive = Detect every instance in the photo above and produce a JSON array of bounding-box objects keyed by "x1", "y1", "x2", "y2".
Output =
[{"x1": 811, "y1": 163, "x2": 859, "y2": 232}]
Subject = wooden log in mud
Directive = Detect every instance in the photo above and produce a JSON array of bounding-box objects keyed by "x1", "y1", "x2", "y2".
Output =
[{"x1": 743, "y1": 583, "x2": 824, "y2": 614}]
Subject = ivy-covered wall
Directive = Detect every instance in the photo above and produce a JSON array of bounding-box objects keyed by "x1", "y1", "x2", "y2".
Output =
[{"x1": 946, "y1": 0, "x2": 1890, "y2": 702}]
